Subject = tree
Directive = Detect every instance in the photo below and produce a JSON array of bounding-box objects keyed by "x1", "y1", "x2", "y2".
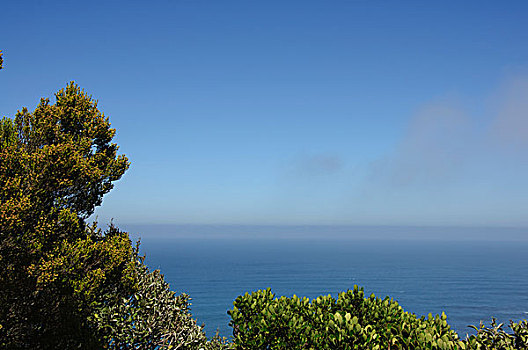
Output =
[
  {"x1": 0, "y1": 82, "x2": 134, "y2": 348},
  {"x1": 0, "y1": 82, "x2": 228, "y2": 349}
]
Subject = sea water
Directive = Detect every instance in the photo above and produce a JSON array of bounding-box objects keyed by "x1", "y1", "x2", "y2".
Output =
[{"x1": 130, "y1": 226, "x2": 528, "y2": 339}]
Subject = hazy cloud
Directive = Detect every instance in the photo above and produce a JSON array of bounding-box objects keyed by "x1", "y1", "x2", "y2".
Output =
[
  {"x1": 286, "y1": 153, "x2": 344, "y2": 178},
  {"x1": 491, "y1": 76, "x2": 528, "y2": 150},
  {"x1": 370, "y1": 74, "x2": 528, "y2": 188},
  {"x1": 298, "y1": 154, "x2": 343, "y2": 175},
  {"x1": 370, "y1": 102, "x2": 474, "y2": 186}
]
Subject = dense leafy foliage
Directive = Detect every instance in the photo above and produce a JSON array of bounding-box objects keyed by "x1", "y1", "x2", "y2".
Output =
[
  {"x1": 91, "y1": 252, "x2": 230, "y2": 349},
  {"x1": 465, "y1": 319, "x2": 528, "y2": 350},
  {"x1": 0, "y1": 83, "x2": 134, "y2": 347},
  {"x1": 0, "y1": 82, "x2": 225, "y2": 349},
  {"x1": 228, "y1": 286, "x2": 528, "y2": 350},
  {"x1": 229, "y1": 286, "x2": 460, "y2": 349}
]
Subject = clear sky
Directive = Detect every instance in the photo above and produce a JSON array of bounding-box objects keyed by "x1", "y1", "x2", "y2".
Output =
[{"x1": 1, "y1": 1, "x2": 528, "y2": 227}]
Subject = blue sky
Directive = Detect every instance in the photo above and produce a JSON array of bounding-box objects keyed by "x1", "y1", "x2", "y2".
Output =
[{"x1": 1, "y1": 1, "x2": 528, "y2": 227}]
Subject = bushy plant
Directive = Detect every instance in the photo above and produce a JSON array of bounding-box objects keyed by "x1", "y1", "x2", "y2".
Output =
[
  {"x1": 228, "y1": 286, "x2": 528, "y2": 350},
  {"x1": 91, "y1": 249, "x2": 230, "y2": 350},
  {"x1": 465, "y1": 319, "x2": 528, "y2": 350}
]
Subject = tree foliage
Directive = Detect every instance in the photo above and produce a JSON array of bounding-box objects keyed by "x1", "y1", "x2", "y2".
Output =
[
  {"x1": 0, "y1": 82, "x2": 223, "y2": 349},
  {"x1": 0, "y1": 83, "x2": 133, "y2": 348}
]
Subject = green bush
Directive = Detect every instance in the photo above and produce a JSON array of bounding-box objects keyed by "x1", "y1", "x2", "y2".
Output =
[
  {"x1": 228, "y1": 286, "x2": 528, "y2": 350},
  {"x1": 465, "y1": 319, "x2": 528, "y2": 350},
  {"x1": 91, "y1": 250, "x2": 230, "y2": 350}
]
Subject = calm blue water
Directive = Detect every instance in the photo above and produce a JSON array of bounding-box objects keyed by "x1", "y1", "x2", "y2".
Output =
[{"x1": 136, "y1": 232, "x2": 528, "y2": 339}]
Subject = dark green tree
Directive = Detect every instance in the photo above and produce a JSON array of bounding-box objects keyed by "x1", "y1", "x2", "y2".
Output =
[
  {"x1": 0, "y1": 83, "x2": 134, "y2": 348},
  {"x1": 0, "y1": 82, "x2": 228, "y2": 349}
]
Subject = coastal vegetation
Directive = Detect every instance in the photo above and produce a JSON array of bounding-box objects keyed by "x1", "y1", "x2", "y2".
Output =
[
  {"x1": 0, "y1": 61, "x2": 526, "y2": 348},
  {"x1": 0, "y1": 77, "x2": 225, "y2": 349},
  {"x1": 229, "y1": 287, "x2": 528, "y2": 349}
]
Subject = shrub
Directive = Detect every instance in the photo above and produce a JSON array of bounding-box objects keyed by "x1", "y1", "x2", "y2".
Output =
[
  {"x1": 91, "y1": 249, "x2": 223, "y2": 350},
  {"x1": 228, "y1": 286, "x2": 528, "y2": 350},
  {"x1": 465, "y1": 319, "x2": 528, "y2": 350}
]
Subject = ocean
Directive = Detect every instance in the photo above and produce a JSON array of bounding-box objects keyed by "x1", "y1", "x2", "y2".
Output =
[{"x1": 126, "y1": 225, "x2": 528, "y2": 339}]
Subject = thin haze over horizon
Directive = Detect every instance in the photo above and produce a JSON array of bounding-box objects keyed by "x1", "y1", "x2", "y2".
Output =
[{"x1": 1, "y1": 1, "x2": 528, "y2": 228}]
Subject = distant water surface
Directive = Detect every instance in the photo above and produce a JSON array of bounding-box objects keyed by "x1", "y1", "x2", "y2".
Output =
[{"x1": 129, "y1": 226, "x2": 528, "y2": 338}]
